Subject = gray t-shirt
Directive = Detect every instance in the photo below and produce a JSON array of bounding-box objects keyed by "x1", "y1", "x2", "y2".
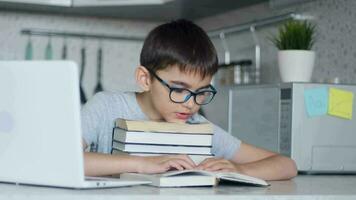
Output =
[{"x1": 81, "y1": 91, "x2": 241, "y2": 159}]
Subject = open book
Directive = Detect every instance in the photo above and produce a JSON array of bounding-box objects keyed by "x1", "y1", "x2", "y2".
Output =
[{"x1": 120, "y1": 170, "x2": 268, "y2": 187}]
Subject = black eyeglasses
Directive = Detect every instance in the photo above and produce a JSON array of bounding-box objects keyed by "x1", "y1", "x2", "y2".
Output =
[{"x1": 147, "y1": 69, "x2": 217, "y2": 105}]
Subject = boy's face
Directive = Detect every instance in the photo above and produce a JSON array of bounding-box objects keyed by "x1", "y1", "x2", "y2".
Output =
[{"x1": 149, "y1": 66, "x2": 213, "y2": 123}]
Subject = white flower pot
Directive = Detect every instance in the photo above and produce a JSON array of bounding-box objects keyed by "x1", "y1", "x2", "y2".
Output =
[{"x1": 278, "y1": 50, "x2": 315, "y2": 82}]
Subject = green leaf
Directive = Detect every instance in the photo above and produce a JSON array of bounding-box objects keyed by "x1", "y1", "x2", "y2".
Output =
[{"x1": 269, "y1": 20, "x2": 316, "y2": 50}]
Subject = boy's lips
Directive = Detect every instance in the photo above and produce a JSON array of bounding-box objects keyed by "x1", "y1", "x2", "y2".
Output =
[{"x1": 175, "y1": 112, "x2": 192, "y2": 120}]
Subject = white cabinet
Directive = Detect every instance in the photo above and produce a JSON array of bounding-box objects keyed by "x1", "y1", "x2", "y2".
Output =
[
  {"x1": 0, "y1": 0, "x2": 71, "y2": 6},
  {"x1": 0, "y1": 0, "x2": 173, "y2": 7},
  {"x1": 72, "y1": 0, "x2": 174, "y2": 7}
]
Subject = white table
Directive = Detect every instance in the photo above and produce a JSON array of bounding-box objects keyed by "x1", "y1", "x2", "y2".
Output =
[{"x1": 1, "y1": 175, "x2": 356, "y2": 200}]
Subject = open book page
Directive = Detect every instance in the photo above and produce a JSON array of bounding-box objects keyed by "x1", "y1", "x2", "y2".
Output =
[
  {"x1": 161, "y1": 169, "x2": 212, "y2": 177},
  {"x1": 120, "y1": 170, "x2": 268, "y2": 187},
  {"x1": 120, "y1": 170, "x2": 216, "y2": 187},
  {"x1": 163, "y1": 170, "x2": 268, "y2": 186},
  {"x1": 214, "y1": 172, "x2": 269, "y2": 186}
]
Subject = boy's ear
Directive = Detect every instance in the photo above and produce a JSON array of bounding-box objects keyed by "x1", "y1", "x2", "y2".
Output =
[{"x1": 135, "y1": 66, "x2": 151, "y2": 91}]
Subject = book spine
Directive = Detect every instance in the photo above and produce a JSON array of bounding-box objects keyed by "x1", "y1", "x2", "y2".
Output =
[
  {"x1": 113, "y1": 141, "x2": 212, "y2": 148},
  {"x1": 112, "y1": 149, "x2": 214, "y2": 156}
]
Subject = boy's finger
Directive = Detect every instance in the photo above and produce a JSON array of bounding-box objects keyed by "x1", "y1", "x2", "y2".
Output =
[
  {"x1": 196, "y1": 159, "x2": 210, "y2": 168},
  {"x1": 165, "y1": 160, "x2": 184, "y2": 171},
  {"x1": 173, "y1": 158, "x2": 195, "y2": 170},
  {"x1": 197, "y1": 158, "x2": 221, "y2": 169},
  {"x1": 175, "y1": 154, "x2": 196, "y2": 166}
]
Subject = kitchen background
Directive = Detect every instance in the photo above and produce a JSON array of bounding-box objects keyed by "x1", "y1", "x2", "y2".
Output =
[{"x1": 0, "y1": 0, "x2": 355, "y2": 129}]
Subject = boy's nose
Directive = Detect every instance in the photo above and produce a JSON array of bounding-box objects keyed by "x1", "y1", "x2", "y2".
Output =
[{"x1": 183, "y1": 96, "x2": 196, "y2": 108}]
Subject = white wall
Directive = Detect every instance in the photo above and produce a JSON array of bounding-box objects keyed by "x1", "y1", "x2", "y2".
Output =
[{"x1": 0, "y1": 11, "x2": 159, "y2": 99}]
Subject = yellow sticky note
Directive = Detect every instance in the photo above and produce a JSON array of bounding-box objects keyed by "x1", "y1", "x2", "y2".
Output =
[{"x1": 328, "y1": 88, "x2": 354, "y2": 119}]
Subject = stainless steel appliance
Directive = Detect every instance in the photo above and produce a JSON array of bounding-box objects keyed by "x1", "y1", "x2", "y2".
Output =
[{"x1": 206, "y1": 83, "x2": 356, "y2": 173}]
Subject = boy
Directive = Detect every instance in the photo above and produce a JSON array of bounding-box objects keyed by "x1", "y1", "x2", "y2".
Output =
[{"x1": 82, "y1": 19, "x2": 297, "y2": 180}]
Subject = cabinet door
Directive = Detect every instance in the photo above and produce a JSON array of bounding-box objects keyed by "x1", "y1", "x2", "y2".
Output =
[
  {"x1": 0, "y1": 0, "x2": 71, "y2": 6},
  {"x1": 72, "y1": 0, "x2": 173, "y2": 7}
]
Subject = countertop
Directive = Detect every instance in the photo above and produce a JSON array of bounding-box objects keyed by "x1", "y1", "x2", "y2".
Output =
[{"x1": 1, "y1": 175, "x2": 356, "y2": 200}]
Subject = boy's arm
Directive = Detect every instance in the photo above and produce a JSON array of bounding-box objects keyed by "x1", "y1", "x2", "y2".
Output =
[
  {"x1": 84, "y1": 153, "x2": 197, "y2": 176},
  {"x1": 84, "y1": 152, "x2": 143, "y2": 176},
  {"x1": 197, "y1": 142, "x2": 297, "y2": 181},
  {"x1": 82, "y1": 140, "x2": 196, "y2": 176},
  {"x1": 231, "y1": 142, "x2": 297, "y2": 180}
]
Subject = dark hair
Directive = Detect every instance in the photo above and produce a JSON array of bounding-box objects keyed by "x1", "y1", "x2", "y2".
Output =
[{"x1": 140, "y1": 19, "x2": 218, "y2": 78}]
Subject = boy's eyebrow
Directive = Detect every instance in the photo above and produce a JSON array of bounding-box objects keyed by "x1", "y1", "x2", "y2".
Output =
[
  {"x1": 197, "y1": 85, "x2": 212, "y2": 90},
  {"x1": 170, "y1": 81, "x2": 190, "y2": 88},
  {"x1": 170, "y1": 80, "x2": 211, "y2": 90}
]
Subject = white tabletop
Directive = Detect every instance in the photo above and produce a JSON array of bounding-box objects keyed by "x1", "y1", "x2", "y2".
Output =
[{"x1": 1, "y1": 175, "x2": 356, "y2": 200}]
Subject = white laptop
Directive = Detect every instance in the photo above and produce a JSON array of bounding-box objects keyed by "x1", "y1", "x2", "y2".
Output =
[{"x1": 0, "y1": 61, "x2": 150, "y2": 189}]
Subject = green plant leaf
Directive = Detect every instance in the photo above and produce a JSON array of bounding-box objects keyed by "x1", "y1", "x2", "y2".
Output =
[{"x1": 269, "y1": 20, "x2": 316, "y2": 50}]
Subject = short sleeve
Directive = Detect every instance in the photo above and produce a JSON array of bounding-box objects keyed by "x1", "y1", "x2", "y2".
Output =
[
  {"x1": 80, "y1": 92, "x2": 108, "y2": 147},
  {"x1": 211, "y1": 124, "x2": 241, "y2": 160}
]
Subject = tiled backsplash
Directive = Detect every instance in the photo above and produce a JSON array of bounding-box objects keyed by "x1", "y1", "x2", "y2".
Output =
[
  {"x1": 0, "y1": 11, "x2": 159, "y2": 98},
  {"x1": 1, "y1": 0, "x2": 355, "y2": 104},
  {"x1": 199, "y1": 0, "x2": 356, "y2": 85},
  {"x1": 301, "y1": 0, "x2": 356, "y2": 84},
  {"x1": 197, "y1": 0, "x2": 356, "y2": 131}
]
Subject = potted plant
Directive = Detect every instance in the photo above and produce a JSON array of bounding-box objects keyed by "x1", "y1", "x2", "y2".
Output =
[{"x1": 271, "y1": 20, "x2": 316, "y2": 82}]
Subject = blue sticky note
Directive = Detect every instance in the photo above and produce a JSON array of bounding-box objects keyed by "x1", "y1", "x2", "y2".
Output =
[{"x1": 304, "y1": 87, "x2": 328, "y2": 117}]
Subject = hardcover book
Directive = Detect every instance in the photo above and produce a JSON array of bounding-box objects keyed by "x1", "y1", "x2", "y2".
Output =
[
  {"x1": 115, "y1": 118, "x2": 213, "y2": 134},
  {"x1": 113, "y1": 128, "x2": 213, "y2": 146}
]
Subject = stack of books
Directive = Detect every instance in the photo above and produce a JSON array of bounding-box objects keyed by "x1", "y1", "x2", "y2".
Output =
[{"x1": 111, "y1": 118, "x2": 214, "y2": 164}]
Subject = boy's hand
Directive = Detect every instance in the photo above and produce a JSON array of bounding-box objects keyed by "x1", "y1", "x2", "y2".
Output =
[
  {"x1": 135, "y1": 155, "x2": 196, "y2": 174},
  {"x1": 196, "y1": 157, "x2": 243, "y2": 173}
]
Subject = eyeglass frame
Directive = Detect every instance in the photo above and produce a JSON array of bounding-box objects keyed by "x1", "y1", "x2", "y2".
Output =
[{"x1": 146, "y1": 68, "x2": 217, "y2": 105}]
